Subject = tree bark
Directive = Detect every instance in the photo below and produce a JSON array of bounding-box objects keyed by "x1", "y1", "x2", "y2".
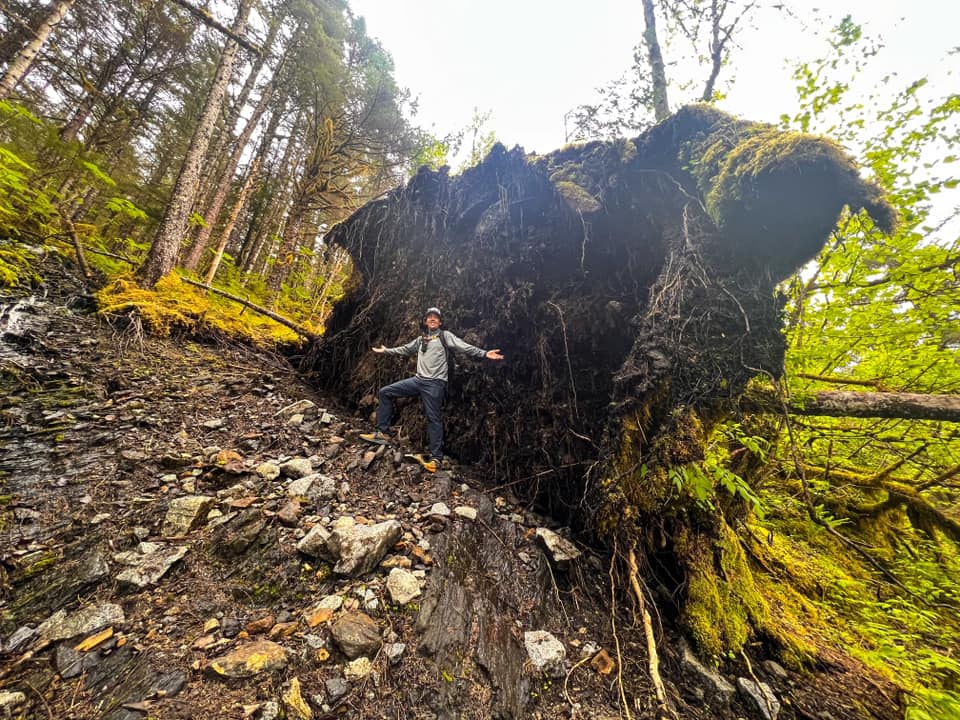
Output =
[
  {"x1": 745, "y1": 388, "x2": 960, "y2": 423},
  {"x1": 203, "y1": 154, "x2": 260, "y2": 283},
  {"x1": 139, "y1": 0, "x2": 254, "y2": 287},
  {"x1": 0, "y1": 0, "x2": 76, "y2": 100},
  {"x1": 183, "y1": 64, "x2": 283, "y2": 271},
  {"x1": 641, "y1": 0, "x2": 670, "y2": 121}
]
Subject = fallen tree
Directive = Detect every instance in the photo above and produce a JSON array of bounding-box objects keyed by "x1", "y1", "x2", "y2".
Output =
[
  {"x1": 305, "y1": 104, "x2": 895, "y2": 660},
  {"x1": 745, "y1": 387, "x2": 960, "y2": 423}
]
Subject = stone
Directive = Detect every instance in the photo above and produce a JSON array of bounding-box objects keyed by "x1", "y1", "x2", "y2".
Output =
[
  {"x1": 384, "y1": 642, "x2": 406, "y2": 664},
  {"x1": 280, "y1": 457, "x2": 313, "y2": 479},
  {"x1": 0, "y1": 691, "x2": 26, "y2": 713},
  {"x1": 386, "y1": 568, "x2": 422, "y2": 604},
  {"x1": 320, "y1": 412, "x2": 335, "y2": 424},
  {"x1": 78, "y1": 551, "x2": 110, "y2": 584},
  {"x1": 331, "y1": 520, "x2": 403, "y2": 577},
  {"x1": 737, "y1": 677, "x2": 780, "y2": 720},
  {"x1": 5, "y1": 626, "x2": 35, "y2": 652},
  {"x1": 524, "y1": 630, "x2": 567, "y2": 676},
  {"x1": 325, "y1": 677, "x2": 349, "y2": 701},
  {"x1": 207, "y1": 640, "x2": 289, "y2": 678},
  {"x1": 288, "y1": 473, "x2": 337, "y2": 503},
  {"x1": 150, "y1": 670, "x2": 188, "y2": 698},
  {"x1": 380, "y1": 554, "x2": 412, "y2": 569},
  {"x1": 535, "y1": 528, "x2": 582, "y2": 564},
  {"x1": 453, "y1": 506, "x2": 477, "y2": 520},
  {"x1": 762, "y1": 659, "x2": 789, "y2": 681},
  {"x1": 679, "y1": 638, "x2": 735, "y2": 703},
  {"x1": 55, "y1": 642, "x2": 101, "y2": 679},
  {"x1": 259, "y1": 701, "x2": 281, "y2": 720},
  {"x1": 344, "y1": 656, "x2": 373, "y2": 679},
  {"x1": 361, "y1": 450, "x2": 377, "y2": 469},
  {"x1": 277, "y1": 400, "x2": 317, "y2": 419},
  {"x1": 221, "y1": 617, "x2": 241, "y2": 638},
  {"x1": 330, "y1": 612, "x2": 382, "y2": 659},
  {"x1": 277, "y1": 499, "x2": 302, "y2": 527},
  {"x1": 296, "y1": 525, "x2": 334, "y2": 559},
  {"x1": 256, "y1": 462, "x2": 281, "y2": 481},
  {"x1": 316, "y1": 594, "x2": 344, "y2": 611},
  {"x1": 114, "y1": 544, "x2": 189, "y2": 590},
  {"x1": 162, "y1": 495, "x2": 216, "y2": 536},
  {"x1": 245, "y1": 615, "x2": 275, "y2": 635},
  {"x1": 38, "y1": 603, "x2": 125, "y2": 643},
  {"x1": 202, "y1": 418, "x2": 225, "y2": 430},
  {"x1": 282, "y1": 677, "x2": 313, "y2": 720}
]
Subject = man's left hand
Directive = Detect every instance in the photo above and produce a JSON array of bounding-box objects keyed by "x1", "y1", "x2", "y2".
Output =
[{"x1": 486, "y1": 349, "x2": 504, "y2": 361}]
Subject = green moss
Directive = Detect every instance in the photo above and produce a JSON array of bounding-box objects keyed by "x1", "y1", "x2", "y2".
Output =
[
  {"x1": 680, "y1": 522, "x2": 769, "y2": 660},
  {"x1": 553, "y1": 181, "x2": 601, "y2": 213}
]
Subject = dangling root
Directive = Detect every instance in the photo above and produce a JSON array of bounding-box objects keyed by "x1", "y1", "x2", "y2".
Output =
[{"x1": 627, "y1": 544, "x2": 677, "y2": 720}]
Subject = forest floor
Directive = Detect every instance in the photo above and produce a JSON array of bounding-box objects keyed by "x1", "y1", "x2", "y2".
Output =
[{"x1": 0, "y1": 258, "x2": 904, "y2": 720}]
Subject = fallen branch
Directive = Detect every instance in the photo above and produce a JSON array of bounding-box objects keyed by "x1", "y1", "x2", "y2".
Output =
[{"x1": 179, "y1": 277, "x2": 320, "y2": 341}]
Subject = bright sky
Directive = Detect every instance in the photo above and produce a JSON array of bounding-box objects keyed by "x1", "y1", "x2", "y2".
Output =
[{"x1": 348, "y1": 0, "x2": 958, "y2": 156}]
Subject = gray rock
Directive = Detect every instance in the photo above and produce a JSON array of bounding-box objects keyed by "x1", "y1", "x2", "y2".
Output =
[
  {"x1": 762, "y1": 659, "x2": 789, "y2": 681},
  {"x1": 523, "y1": 630, "x2": 566, "y2": 676},
  {"x1": 535, "y1": 528, "x2": 582, "y2": 564},
  {"x1": 149, "y1": 670, "x2": 188, "y2": 697},
  {"x1": 202, "y1": 418, "x2": 225, "y2": 430},
  {"x1": 221, "y1": 617, "x2": 240, "y2": 638},
  {"x1": 296, "y1": 525, "x2": 334, "y2": 560},
  {"x1": 325, "y1": 677, "x2": 349, "y2": 702},
  {"x1": 114, "y1": 544, "x2": 189, "y2": 590},
  {"x1": 384, "y1": 642, "x2": 406, "y2": 664},
  {"x1": 38, "y1": 603, "x2": 125, "y2": 643},
  {"x1": 0, "y1": 691, "x2": 26, "y2": 712},
  {"x1": 679, "y1": 638, "x2": 735, "y2": 703},
  {"x1": 288, "y1": 473, "x2": 337, "y2": 503},
  {"x1": 161, "y1": 495, "x2": 216, "y2": 536},
  {"x1": 280, "y1": 457, "x2": 313, "y2": 479},
  {"x1": 386, "y1": 568, "x2": 421, "y2": 604},
  {"x1": 428, "y1": 502, "x2": 451, "y2": 517},
  {"x1": 320, "y1": 412, "x2": 335, "y2": 425},
  {"x1": 55, "y1": 642, "x2": 101, "y2": 679},
  {"x1": 453, "y1": 506, "x2": 477, "y2": 520},
  {"x1": 737, "y1": 677, "x2": 781, "y2": 720},
  {"x1": 332, "y1": 520, "x2": 403, "y2": 577},
  {"x1": 330, "y1": 612, "x2": 382, "y2": 659},
  {"x1": 5, "y1": 626, "x2": 35, "y2": 653},
  {"x1": 78, "y1": 551, "x2": 110, "y2": 584}
]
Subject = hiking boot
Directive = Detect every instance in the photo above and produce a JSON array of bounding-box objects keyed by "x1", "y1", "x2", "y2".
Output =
[
  {"x1": 421, "y1": 458, "x2": 439, "y2": 473},
  {"x1": 359, "y1": 430, "x2": 391, "y2": 446}
]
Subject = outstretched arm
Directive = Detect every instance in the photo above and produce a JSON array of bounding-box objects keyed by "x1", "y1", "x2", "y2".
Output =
[
  {"x1": 444, "y1": 331, "x2": 504, "y2": 361},
  {"x1": 372, "y1": 338, "x2": 418, "y2": 356}
]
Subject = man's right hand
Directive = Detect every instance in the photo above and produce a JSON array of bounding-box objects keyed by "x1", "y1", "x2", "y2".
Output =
[{"x1": 372, "y1": 345, "x2": 386, "y2": 353}]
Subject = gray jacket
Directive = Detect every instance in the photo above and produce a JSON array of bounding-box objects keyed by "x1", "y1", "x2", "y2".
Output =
[{"x1": 385, "y1": 330, "x2": 487, "y2": 382}]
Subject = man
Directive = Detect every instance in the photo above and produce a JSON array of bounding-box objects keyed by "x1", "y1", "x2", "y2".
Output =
[{"x1": 360, "y1": 307, "x2": 504, "y2": 472}]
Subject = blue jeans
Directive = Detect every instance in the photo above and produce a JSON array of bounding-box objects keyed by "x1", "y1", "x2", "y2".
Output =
[{"x1": 377, "y1": 376, "x2": 446, "y2": 460}]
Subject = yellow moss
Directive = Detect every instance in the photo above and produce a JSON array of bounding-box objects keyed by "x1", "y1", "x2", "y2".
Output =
[{"x1": 95, "y1": 273, "x2": 303, "y2": 345}]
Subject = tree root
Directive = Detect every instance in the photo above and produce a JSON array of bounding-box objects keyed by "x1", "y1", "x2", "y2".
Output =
[{"x1": 627, "y1": 545, "x2": 677, "y2": 720}]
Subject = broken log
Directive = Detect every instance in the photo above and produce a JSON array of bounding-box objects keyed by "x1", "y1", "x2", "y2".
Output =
[{"x1": 304, "y1": 104, "x2": 894, "y2": 658}]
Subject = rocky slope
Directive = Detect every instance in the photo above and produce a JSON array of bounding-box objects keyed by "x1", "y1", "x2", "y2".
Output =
[{"x1": 0, "y1": 262, "x2": 901, "y2": 720}]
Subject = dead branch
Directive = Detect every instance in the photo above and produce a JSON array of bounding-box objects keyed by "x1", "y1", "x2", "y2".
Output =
[
  {"x1": 745, "y1": 387, "x2": 960, "y2": 423},
  {"x1": 165, "y1": 0, "x2": 262, "y2": 55},
  {"x1": 179, "y1": 277, "x2": 320, "y2": 341}
]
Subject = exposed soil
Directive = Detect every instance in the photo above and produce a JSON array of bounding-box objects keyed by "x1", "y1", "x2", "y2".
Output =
[{"x1": 0, "y1": 259, "x2": 903, "y2": 719}]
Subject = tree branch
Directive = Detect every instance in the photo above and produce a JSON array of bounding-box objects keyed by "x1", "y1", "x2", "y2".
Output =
[
  {"x1": 165, "y1": 0, "x2": 262, "y2": 56},
  {"x1": 744, "y1": 388, "x2": 960, "y2": 423}
]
